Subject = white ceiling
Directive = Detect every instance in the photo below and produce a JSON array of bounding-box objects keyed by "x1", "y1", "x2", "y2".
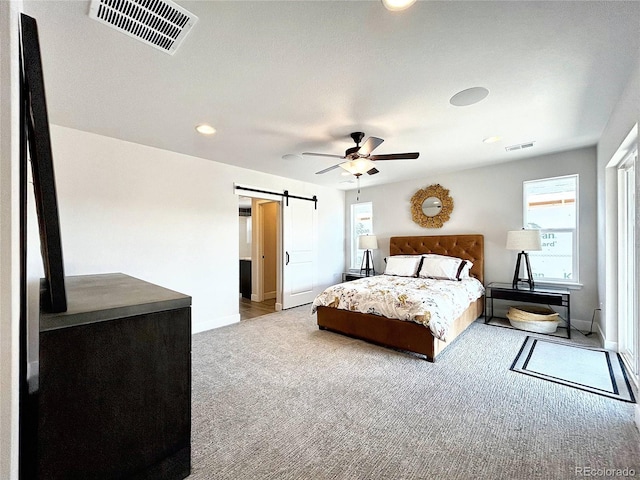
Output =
[{"x1": 23, "y1": 0, "x2": 640, "y2": 191}]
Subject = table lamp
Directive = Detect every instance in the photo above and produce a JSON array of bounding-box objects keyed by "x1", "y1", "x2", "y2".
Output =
[
  {"x1": 506, "y1": 229, "x2": 542, "y2": 290},
  {"x1": 358, "y1": 234, "x2": 378, "y2": 277}
]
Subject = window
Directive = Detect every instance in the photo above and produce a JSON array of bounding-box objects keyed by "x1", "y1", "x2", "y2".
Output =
[
  {"x1": 523, "y1": 175, "x2": 578, "y2": 283},
  {"x1": 350, "y1": 202, "x2": 373, "y2": 270}
]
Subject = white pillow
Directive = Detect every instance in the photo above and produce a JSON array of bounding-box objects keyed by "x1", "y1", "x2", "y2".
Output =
[
  {"x1": 383, "y1": 256, "x2": 422, "y2": 277},
  {"x1": 419, "y1": 254, "x2": 472, "y2": 281}
]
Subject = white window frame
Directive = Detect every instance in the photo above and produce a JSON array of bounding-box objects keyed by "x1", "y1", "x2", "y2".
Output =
[
  {"x1": 350, "y1": 202, "x2": 373, "y2": 271},
  {"x1": 523, "y1": 174, "x2": 579, "y2": 285}
]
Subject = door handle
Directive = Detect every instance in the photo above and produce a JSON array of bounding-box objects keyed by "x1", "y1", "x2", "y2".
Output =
[{"x1": 286, "y1": 251, "x2": 290, "y2": 265}]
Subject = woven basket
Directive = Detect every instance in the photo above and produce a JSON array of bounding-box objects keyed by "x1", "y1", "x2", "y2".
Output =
[{"x1": 506, "y1": 305, "x2": 560, "y2": 333}]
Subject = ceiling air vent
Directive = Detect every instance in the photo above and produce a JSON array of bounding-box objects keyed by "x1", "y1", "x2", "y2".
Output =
[
  {"x1": 89, "y1": 0, "x2": 198, "y2": 55},
  {"x1": 505, "y1": 141, "x2": 535, "y2": 152}
]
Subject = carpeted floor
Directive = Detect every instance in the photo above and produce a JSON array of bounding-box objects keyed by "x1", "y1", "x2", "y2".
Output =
[{"x1": 190, "y1": 306, "x2": 640, "y2": 480}]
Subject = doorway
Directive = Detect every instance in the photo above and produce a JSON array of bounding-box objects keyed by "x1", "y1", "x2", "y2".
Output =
[
  {"x1": 236, "y1": 187, "x2": 318, "y2": 316},
  {"x1": 238, "y1": 196, "x2": 280, "y2": 320}
]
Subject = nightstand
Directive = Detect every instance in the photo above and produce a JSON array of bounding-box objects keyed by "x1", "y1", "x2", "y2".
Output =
[
  {"x1": 485, "y1": 282, "x2": 571, "y2": 338},
  {"x1": 343, "y1": 272, "x2": 377, "y2": 282}
]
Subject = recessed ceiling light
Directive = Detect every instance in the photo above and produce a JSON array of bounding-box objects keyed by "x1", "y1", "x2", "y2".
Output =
[
  {"x1": 195, "y1": 123, "x2": 216, "y2": 135},
  {"x1": 483, "y1": 136, "x2": 502, "y2": 144},
  {"x1": 282, "y1": 154, "x2": 302, "y2": 161},
  {"x1": 449, "y1": 87, "x2": 489, "y2": 107},
  {"x1": 381, "y1": 0, "x2": 416, "y2": 11}
]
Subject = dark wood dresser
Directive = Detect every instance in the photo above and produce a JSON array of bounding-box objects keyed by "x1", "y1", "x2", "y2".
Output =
[{"x1": 36, "y1": 273, "x2": 192, "y2": 480}]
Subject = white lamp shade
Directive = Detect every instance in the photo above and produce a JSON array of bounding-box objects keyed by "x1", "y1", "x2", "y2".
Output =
[
  {"x1": 506, "y1": 229, "x2": 542, "y2": 251},
  {"x1": 358, "y1": 235, "x2": 378, "y2": 250},
  {"x1": 340, "y1": 158, "x2": 377, "y2": 176},
  {"x1": 382, "y1": 0, "x2": 417, "y2": 11}
]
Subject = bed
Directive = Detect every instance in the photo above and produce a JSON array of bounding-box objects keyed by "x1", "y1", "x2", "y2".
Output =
[{"x1": 314, "y1": 234, "x2": 484, "y2": 361}]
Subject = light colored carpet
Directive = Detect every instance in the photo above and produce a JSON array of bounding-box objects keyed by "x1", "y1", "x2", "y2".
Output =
[{"x1": 190, "y1": 306, "x2": 640, "y2": 480}]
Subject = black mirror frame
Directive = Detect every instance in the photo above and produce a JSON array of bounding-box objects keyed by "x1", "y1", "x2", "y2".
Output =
[{"x1": 21, "y1": 14, "x2": 67, "y2": 313}]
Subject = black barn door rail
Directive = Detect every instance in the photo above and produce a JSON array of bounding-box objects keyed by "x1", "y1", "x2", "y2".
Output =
[{"x1": 234, "y1": 185, "x2": 318, "y2": 209}]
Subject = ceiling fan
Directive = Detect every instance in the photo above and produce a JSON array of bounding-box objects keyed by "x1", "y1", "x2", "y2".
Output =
[{"x1": 302, "y1": 132, "x2": 419, "y2": 176}]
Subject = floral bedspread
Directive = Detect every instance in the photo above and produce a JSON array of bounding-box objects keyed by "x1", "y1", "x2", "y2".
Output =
[{"x1": 312, "y1": 275, "x2": 485, "y2": 341}]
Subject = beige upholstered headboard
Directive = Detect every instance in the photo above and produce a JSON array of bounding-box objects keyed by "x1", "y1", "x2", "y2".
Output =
[{"x1": 389, "y1": 235, "x2": 484, "y2": 284}]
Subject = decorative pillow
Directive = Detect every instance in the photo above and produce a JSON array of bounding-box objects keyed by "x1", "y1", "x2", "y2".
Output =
[
  {"x1": 458, "y1": 261, "x2": 473, "y2": 279},
  {"x1": 383, "y1": 256, "x2": 423, "y2": 277},
  {"x1": 418, "y1": 254, "x2": 472, "y2": 281}
]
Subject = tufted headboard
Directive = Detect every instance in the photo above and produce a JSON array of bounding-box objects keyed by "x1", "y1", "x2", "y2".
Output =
[{"x1": 389, "y1": 235, "x2": 484, "y2": 284}]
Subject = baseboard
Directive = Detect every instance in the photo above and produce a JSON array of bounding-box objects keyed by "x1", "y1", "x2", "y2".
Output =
[
  {"x1": 191, "y1": 313, "x2": 239, "y2": 334},
  {"x1": 602, "y1": 334, "x2": 618, "y2": 351},
  {"x1": 570, "y1": 317, "x2": 593, "y2": 335},
  {"x1": 264, "y1": 291, "x2": 276, "y2": 300}
]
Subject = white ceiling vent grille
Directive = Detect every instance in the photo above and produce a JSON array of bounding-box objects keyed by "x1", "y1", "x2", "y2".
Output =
[
  {"x1": 89, "y1": 0, "x2": 198, "y2": 55},
  {"x1": 505, "y1": 141, "x2": 535, "y2": 152}
]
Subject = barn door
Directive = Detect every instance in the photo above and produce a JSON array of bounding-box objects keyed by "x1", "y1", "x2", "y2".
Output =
[{"x1": 281, "y1": 197, "x2": 317, "y2": 309}]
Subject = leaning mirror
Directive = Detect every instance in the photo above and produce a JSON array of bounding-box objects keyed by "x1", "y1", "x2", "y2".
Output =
[{"x1": 410, "y1": 184, "x2": 454, "y2": 228}]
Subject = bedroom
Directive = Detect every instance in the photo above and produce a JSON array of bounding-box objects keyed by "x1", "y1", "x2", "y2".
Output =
[{"x1": 1, "y1": 0, "x2": 639, "y2": 478}]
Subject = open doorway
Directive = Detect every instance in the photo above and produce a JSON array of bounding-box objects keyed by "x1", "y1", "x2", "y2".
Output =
[{"x1": 238, "y1": 196, "x2": 280, "y2": 320}]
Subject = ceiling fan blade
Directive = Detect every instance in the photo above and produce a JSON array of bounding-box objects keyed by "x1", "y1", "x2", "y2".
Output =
[
  {"x1": 366, "y1": 167, "x2": 379, "y2": 175},
  {"x1": 302, "y1": 152, "x2": 345, "y2": 159},
  {"x1": 370, "y1": 152, "x2": 420, "y2": 161},
  {"x1": 358, "y1": 136, "x2": 384, "y2": 156},
  {"x1": 315, "y1": 164, "x2": 341, "y2": 175}
]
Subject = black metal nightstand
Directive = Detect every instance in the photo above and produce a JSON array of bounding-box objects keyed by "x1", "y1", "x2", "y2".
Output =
[
  {"x1": 343, "y1": 272, "x2": 377, "y2": 282},
  {"x1": 485, "y1": 282, "x2": 571, "y2": 338}
]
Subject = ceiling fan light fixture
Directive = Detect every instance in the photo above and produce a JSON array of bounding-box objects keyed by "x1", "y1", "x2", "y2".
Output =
[
  {"x1": 382, "y1": 0, "x2": 417, "y2": 12},
  {"x1": 340, "y1": 158, "x2": 377, "y2": 176},
  {"x1": 195, "y1": 123, "x2": 216, "y2": 135},
  {"x1": 307, "y1": 132, "x2": 419, "y2": 177}
]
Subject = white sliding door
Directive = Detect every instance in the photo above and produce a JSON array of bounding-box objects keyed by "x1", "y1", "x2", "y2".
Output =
[
  {"x1": 282, "y1": 197, "x2": 317, "y2": 309},
  {"x1": 618, "y1": 150, "x2": 638, "y2": 385}
]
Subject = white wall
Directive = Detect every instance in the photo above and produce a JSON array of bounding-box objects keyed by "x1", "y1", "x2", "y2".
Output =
[
  {"x1": 44, "y1": 125, "x2": 345, "y2": 334},
  {"x1": 345, "y1": 147, "x2": 598, "y2": 329},
  {"x1": 0, "y1": 1, "x2": 22, "y2": 478},
  {"x1": 596, "y1": 48, "x2": 639, "y2": 432},
  {"x1": 596, "y1": 48, "x2": 640, "y2": 346}
]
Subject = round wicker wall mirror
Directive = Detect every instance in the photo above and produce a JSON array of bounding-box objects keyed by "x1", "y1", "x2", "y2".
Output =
[{"x1": 410, "y1": 184, "x2": 454, "y2": 228}]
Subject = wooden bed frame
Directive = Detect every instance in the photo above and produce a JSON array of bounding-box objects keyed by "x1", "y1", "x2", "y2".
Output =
[{"x1": 316, "y1": 234, "x2": 484, "y2": 362}]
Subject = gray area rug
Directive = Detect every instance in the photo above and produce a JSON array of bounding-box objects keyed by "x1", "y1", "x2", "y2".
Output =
[
  {"x1": 511, "y1": 336, "x2": 636, "y2": 403},
  {"x1": 190, "y1": 306, "x2": 640, "y2": 480}
]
